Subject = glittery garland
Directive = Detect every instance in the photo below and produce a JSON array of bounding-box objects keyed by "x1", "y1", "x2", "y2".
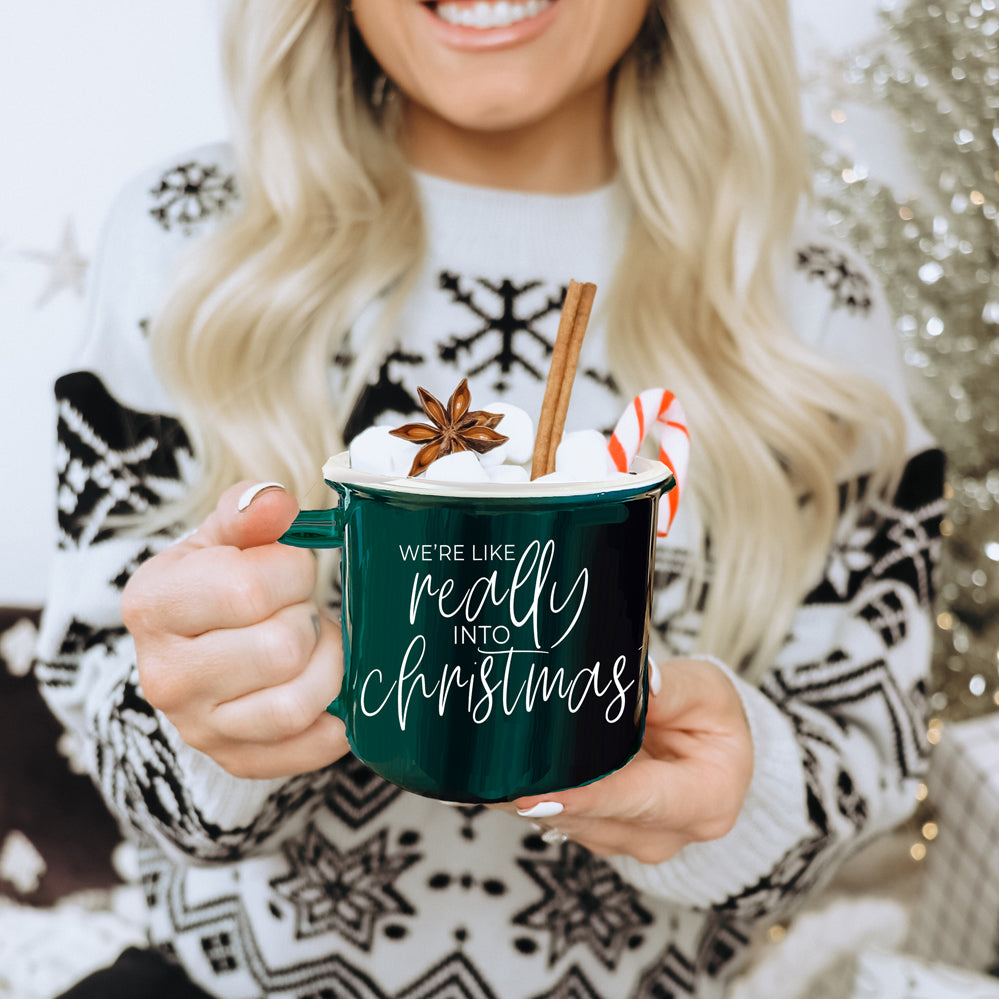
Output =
[{"x1": 807, "y1": 0, "x2": 999, "y2": 722}]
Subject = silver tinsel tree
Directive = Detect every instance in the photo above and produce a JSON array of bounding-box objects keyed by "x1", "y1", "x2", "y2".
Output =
[{"x1": 809, "y1": 0, "x2": 999, "y2": 722}]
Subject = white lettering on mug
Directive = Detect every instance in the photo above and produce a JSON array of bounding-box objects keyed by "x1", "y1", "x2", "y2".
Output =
[
  {"x1": 367, "y1": 539, "x2": 635, "y2": 731},
  {"x1": 359, "y1": 646, "x2": 636, "y2": 730}
]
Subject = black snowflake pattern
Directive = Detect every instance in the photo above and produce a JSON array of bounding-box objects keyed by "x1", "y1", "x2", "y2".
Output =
[
  {"x1": 270, "y1": 826, "x2": 420, "y2": 949},
  {"x1": 769, "y1": 648, "x2": 927, "y2": 779},
  {"x1": 514, "y1": 842, "x2": 653, "y2": 970},
  {"x1": 149, "y1": 161, "x2": 238, "y2": 233},
  {"x1": 140, "y1": 847, "x2": 400, "y2": 998},
  {"x1": 34, "y1": 617, "x2": 128, "y2": 689},
  {"x1": 717, "y1": 602, "x2": 933, "y2": 924},
  {"x1": 344, "y1": 348, "x2": 426, "y2": 442},
  {"x1": 632, "y1": 945, "x2": 697, "y2": 998},
  {"x1": 713, "y1": 827, "x2": 834, "y2": 923},
  {"x1": 137, "y1": 846, "x2": 167, "y2": 910},
  {"x1": 530, "y1": 965, "x2": 602, "y2": 999},
  {"x1": 90, "y1": 669, "x2": 335, "y2": 861},
  {"x1": 873, "y1": 508, "x2": 943, "y2": 608},
  {"x1": 794, "y1": 244, "x2": 874, "y2": 314},
  {"x1": 710, "y1": 713, "x2": 839, "y2": 922},
  {"x1": 395, "y1": 952, "x2": 497, "y2": 999},
  {"x1": 425, "y1": 803, "x2": 489, "y2": 842},
  {"x1": 112, "y1": 545, "x2": 159, "y2": 591},
  {"x1": 436, "y1": 273, "x2": 564, "y2": 392},
  {"x1": 55, "y1": 372, "x2": 191, "y2": 547},
  {"x1": 869, "y1": 449, "x2": 946, "y2": 602},
  {"x1": 805, "y1": 451, "x2": 945, "y2": 608},
  {"x1": 631, "y1": 915, "x2": 750, "y2": 998},
  {"x1": 322, "y1": 755, "x2": 402, "y2": 830},
  {"x1": 201, "y1": 931, "x2": 239, "y2": 974},
  {"x1": 822, "y1": 509, "x2": 878, "y2": 601},
  {"x1": 425, "y1": 868, "x2": 507, "y2": 900},
  {"x1": 858, "y1": 589, "x2": 908, "y2": 647},
  {"x1": 695, "y1": 915, "x2": 751, "y2": 980},
  {"x1": 835, "y1": 769, "x2": 868, "y2": 829}
]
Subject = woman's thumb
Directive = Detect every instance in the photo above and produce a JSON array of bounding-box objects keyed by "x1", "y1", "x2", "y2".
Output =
[{"x1": 192, "y1": 481, "x2": 300, "y2": 551}]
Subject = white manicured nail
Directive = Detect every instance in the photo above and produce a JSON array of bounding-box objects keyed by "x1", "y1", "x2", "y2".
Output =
[
  {"x1": 516, "y1": 802, "x2": 564, "y2": 819},
  {"x1": 649, "y1": 657, "x2": 662, "y2": 696},
  {"x1": 237, "y1": 482, "x2": 285, "y2": 512}
]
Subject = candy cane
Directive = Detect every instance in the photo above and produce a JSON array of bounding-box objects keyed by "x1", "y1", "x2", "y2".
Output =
[{"x1": 608, "y1": 389, "x2": 689, "y2": 538}]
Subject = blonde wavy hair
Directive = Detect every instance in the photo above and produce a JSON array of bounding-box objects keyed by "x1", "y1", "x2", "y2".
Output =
[{"x1": 148, "y1": 0, "x2": 903, "y2": 680}]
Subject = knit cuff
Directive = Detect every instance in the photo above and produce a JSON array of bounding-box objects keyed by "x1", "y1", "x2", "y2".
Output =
[
  {"x1": 157, "y1": 711, "x2": 288, "y2": 832},
  {"x1": 607, "y1": 656, "x2": 809, "y2": 907}
]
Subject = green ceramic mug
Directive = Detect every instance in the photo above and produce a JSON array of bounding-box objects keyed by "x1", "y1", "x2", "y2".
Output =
[{"x1": 280, "y1": 452, "x2": 675, "y2": 803}]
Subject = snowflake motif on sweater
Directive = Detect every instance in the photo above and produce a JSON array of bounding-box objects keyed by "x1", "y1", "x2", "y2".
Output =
[{"x1": 34, "y1": 145, "x2": 945, "y2": 999}]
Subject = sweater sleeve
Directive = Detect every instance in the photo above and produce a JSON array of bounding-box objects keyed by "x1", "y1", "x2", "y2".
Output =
[
  {"x1": 609, "y1": 238, "x2": 945, "y2": 915},
  {"x1": 611, "y1": 447, "x2": 944, "y2": 912},
  {"x1": 34, "y1": 149, "x2": 337, "y2": 864}
]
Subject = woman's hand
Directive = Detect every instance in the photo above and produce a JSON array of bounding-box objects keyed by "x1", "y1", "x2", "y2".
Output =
[
  {"x1": 505, "y1": 657, "x2": 754, "y2": 864},
  {"x1": 122, "y1": 482, "x2": 350, "y2": 780}
]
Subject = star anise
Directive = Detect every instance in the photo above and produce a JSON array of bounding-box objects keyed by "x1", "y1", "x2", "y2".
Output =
[{"x1": 389, "y1": 379, "x2": 508, "y2": 477}]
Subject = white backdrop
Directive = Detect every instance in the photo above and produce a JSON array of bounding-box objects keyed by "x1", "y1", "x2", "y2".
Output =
[{"x1": 0, "y1": 0, "x2": 916, "y2": 607}]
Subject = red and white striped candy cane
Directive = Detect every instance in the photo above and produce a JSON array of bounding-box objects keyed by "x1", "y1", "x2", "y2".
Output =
[{"x1": 608, "y1": 389, "x2": 689, "y2": 537}]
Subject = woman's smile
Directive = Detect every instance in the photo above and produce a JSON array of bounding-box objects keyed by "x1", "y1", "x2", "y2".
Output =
[
  {"x1": 429, "y1": 0, "x2": 555, "y2": 30},
  {"x1": 414, "y1": 0, "x2": 561, "y2": 52},
  {"x1": 353, "y1": 0, "x2": 649, "y2": 187}
]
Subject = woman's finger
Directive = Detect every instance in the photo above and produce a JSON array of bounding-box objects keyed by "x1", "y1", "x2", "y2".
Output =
[
  {"x1": 644, "y1": 657, "x2": 746, "y2": 735},
  {"x1": 207, "y1": 613, "x2": 344, "y2": 743},
  {"x1": 186, "y1": 480, "x2": 302, "y2": 553},
  {"x1": 211, "y1": 711, "x2": 351, "y2": 780},
  {"x1": 514, "y1": 749, "x2": 748, "y2": 846},
  {"x1": 169, "y1": 600, "x2": 323, "y2": 703},
  {"x1": 127, "y1": 540, "x2": 318, "y2": 638},
  {"x1": 136, "y1": 599, "x2": 326, "y2": 715}
]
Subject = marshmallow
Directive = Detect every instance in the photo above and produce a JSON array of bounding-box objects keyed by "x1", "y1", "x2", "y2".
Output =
[
  {"x1": 423, "y1": 450, "x2": 491, "y2": 483},
  {"x1": 479, "y1": 402, "x2": 535, "y2": 466},
  {"x1": 532, "y1": 471, "x2": 579, "y2": 484},
  {"x1": 554, "y1": 429, "x2": 617, "y2": 482},
  {"x1": 349, "y1": 426, "x2": 419, "y2": 476},
  {"x1": 486, "y1": 463, "x2": 530, "y2": 484},
  {"x1": 348, "y1": 419, "x2": 630, "y2": 488}
]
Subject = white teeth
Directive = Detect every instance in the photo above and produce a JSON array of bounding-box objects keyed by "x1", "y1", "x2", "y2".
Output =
[{"x1": 434, "y1": 0, "x2": 552, "y2": 29}]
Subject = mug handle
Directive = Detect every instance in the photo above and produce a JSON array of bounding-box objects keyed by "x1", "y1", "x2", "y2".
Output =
[
  {"x1": 277, "y1": 507, "x2": 344, "y2": 549},
  {"x1": 278, "y1": 507, "x2": 348, "y2": 722}
]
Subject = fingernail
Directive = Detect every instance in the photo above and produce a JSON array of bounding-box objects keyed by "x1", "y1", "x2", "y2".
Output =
[
  {"x1": 516, "y1": 802, "x2": 564, "y2": 819},
  {"x1": 649, "y1": 657, "x2": 662, "y2": 696},
  {"x1": 237, "y1": 482, "x2": 285, "y2": 512}
]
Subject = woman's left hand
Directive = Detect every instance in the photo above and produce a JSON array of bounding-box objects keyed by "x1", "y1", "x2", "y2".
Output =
[{"x1": 498, "y1": 657, "x2": 754, "y2": 864}]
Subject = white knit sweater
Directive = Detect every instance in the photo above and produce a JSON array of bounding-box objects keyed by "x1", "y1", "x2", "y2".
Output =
[{"x1": 36, "y1": 144, "x2": 945, "y2": 999}]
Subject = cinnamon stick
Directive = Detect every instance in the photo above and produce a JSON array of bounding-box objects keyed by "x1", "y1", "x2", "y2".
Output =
[
  {"x1": 546, "y1": 282, "x2": 596, "y2": 474},
  {"x1": 531, "y1": 280, "x2": 597, "y2": 479}
]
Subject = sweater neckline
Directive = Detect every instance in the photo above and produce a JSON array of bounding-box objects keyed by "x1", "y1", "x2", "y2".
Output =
[
  {"x1": 412, "y1": 169, "x2": 630, "y2": 273},
  {"x1": 412, "y1": 167, "x2": 624, "y2": 208}
]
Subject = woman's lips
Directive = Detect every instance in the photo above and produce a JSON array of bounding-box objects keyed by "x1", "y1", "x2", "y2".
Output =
[
  {"x1": 418, "y1": 0, "x2": 560, "y2": 49},
  {"x1": 431, "y1": 0, "x2": 554, "y2": 29}
]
